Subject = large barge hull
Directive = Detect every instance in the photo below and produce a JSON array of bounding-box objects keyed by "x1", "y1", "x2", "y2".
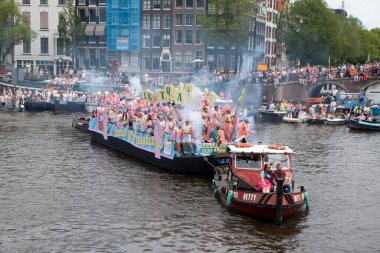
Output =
[{"x1": 91, "y1": 131, "x2": 215, "y2": 174}]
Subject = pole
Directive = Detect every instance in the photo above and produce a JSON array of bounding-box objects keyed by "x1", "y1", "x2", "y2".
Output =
[{"x1": 275, "y1": 178, "x2": 284, "y2": 226}]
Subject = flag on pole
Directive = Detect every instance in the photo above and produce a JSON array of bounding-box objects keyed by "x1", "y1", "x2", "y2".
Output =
[{"x1": 238, "y1": 89, "x2": 246, "y2": 104}]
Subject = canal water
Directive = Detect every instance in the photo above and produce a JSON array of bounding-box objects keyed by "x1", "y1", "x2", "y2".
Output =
[{"x1": 0, "y1": 111, "x2": 379, "y2": 252}]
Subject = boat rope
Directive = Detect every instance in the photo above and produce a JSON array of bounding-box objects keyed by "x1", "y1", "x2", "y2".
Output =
[{"x1": 226, "y1": 190, "x2": 234, "y2": 207}]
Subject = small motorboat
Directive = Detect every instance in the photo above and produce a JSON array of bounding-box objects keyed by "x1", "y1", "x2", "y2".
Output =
[
  {"x1": 282, "y1": 111, "x2": 308, "y2": 123},
  {"x1": 258, "y1": 109, "x2": 287, "y2": 122},
  {"x1": 307, "y1": 117, "x2": 325, "y2": 124},
  {"x1": 348, "y1": 118, "x2": 380, "y2": 131},
  {"x1": 325, "y1": 118, "x2": 347, "y2": 125},
  {"x1": 72, "y1": 116, "x2": 91, "y2": 132},
  {"x1": 212, "y1": 143, "x2": 309, "y2": 225}
]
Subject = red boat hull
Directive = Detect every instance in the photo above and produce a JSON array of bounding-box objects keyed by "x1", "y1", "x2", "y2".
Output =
[{"x1": 216, "y1": 187, "x2": 306, "y2": 220}]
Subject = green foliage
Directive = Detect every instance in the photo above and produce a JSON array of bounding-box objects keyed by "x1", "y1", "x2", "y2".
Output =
[
  {"x1": 0, "y1": 0, "x2": 36, "y2": 64},
  {"x1": 58, "y1": 0, "x2": 85, "y2": 65},
  {"x1": 278, "y1": 0, "x2": 380, "y2": 65}
]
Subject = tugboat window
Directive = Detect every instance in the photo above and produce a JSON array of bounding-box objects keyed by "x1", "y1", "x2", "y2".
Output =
[
  {"x1": 235, "y1": 154, "x2": 261, "y2": 169},
  {"x1": 266, "y1": 154, "x2": 290, "y2": 170}
]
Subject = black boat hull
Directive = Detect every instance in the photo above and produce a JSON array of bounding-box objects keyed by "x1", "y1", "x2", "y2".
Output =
[
  {"x1": 91, "y1": 131, "x2": 215, "y2": 174},
  {"x1": 25, "y1": 101, "x2": 53, "y2": 111},
  {"x1": 348, "y1": 119, "x2": 380, "y2": 131}
]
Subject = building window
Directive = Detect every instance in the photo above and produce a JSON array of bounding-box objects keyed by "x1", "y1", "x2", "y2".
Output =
[
  {"x1": 176, "y1": 14, "x2": 182, "y2": 25},
  {"x1": 40, "y1": 38, "x2": 48, "y2": 54},
  {"x1": 164, "y1": 0, "x2": 171, "y2": 9},
  {"x1": 89, "y1": 9, "x2": 97, "y2": 23},
  {"x1": 152, "y1": 53, "x2": 160, "y2": 70},
  {"x1": 89, "y1": 48, "x2": 96, "y2": 67},
  {"x1": 22, "y1": 0, "x2": 30, "y2": 4},
  {"x1": 78, "y1": 0, "x2": 86, "y2": 4},
  {"x1": 99, "y1": 0, "x2": 106, "y2": 4},
  {"x1": 196, "y1": 0, "x2": 204, "y2": 7},
  {"x1": 142, "y1": 34, "x2": 151, "y2": 48},
  {"x1": 185, "y1": 30, "x2": 192, "y2": 44},
  {"x1": 23, "y1": 40, "x2": 31, "y2": 54},
  {"x1": 57, "y1": 38, "x2": 64, "y2": 55},
  {"x1": 143, "y1": 54, "x2": 152, "y2": 70},
  {"x1": 195, "y1": 30, "x2": 201, "y2": 44},
  {"x1": 40, "y1": 0, "x2": 48, "y2": 5},
  {"x1": 99, "y1": 8, "x2": 106, "y2": 22},
  {"x1": 99, "y1": 49, "x2": 106, "y2": 67},
  {"x1": 217, "y1": 55, "x2": 225, "y2": 71},
  {"x1": 229, "y1": 55, "x2": 235, "y2": 72},
  {"x1": 58, "y1": 0, "x2": 66, "y2": 4},
  {"x1": 153, "y1": 0, "x2": 160, "y2": 9},
  {"x1": 186, "y1": 0, "x2": 193, "y2": 8},
  {"x1": 89, "y1": 0, "x2": 97, "y2": 5},
  {"x1": 196, "y1": 50, "x2": 202, "y2": 60},
  {"x1": 153, "y1": 15, "x2": 160, "y2": 29},
  {"x1": 89, "y1": 36, "x2": 97, "y2": 44},
  {"x1": 163, "y1": 34, "x2": 170, "y2": 47},
  {"x1": 163, "y1": 16, "x2": 171, "y2": 29},
  {"x1": 184, "y1": 52, "x2": 192, "y2": 68},
  {"x1": 143, "y1": 0, "x2": 151, "y2": 10},
  {"x1": 176, "y1": 0, "x2": 182, "y2": 8},
  {"x1": 99, "y1": 36, "x2": 106, "y2": 44},
  {"x1": 40, "y1": 12, "x2": 48, "y2": 30},
  {"x1": 186, "y1": 13, "x2": 193, "y2": 25},
  {"x1": 143, "y1": 15, "x2": 151, "y2": 29},
  {"x1": 175, "y1": 30, "x2": 182, "y2": 44},
  {"x1": 174, "y1": 52, "x2": 182, "y2": 68},
  {"x1": 152, "y1": 35, "x2": 161, "y2": 48}
]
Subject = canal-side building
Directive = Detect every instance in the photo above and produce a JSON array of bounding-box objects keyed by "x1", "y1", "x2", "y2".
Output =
[
  {"x1": 14, "y1": 0, "x2": 68, "y2": 78},
  {"x1": 106, "y1": 0, "x2": 141, "y2": 73},
  {"x1": 244, "y1": 0, "x2": 267, "y2": 72},
  {"x1": 265, "y1": 0, "x2": 278, "y2": 69},
  {"x1": 140, "y1": 0, "x2": 173, "y2": 81},
  {"x1": 76, "y1": 0, "x2": 107, "y2": 71},
  {"x1": 172, "y1": 0, "x2": 206, "y2": 75}
]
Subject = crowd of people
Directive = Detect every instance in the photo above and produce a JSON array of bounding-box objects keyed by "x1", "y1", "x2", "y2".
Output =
[{"x1": 92, "y1": 89, "x2": 250, "y2": 156}]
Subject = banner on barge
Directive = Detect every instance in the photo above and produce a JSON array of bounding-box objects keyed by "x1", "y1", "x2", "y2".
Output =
[{"x1": 89, "y1": 118, "x2": 227, "y2": 159}]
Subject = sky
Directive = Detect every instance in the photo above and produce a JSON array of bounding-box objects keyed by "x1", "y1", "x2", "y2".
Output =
[{"x1": 324, "y1": 0, "x2": 380, "y2": 30}]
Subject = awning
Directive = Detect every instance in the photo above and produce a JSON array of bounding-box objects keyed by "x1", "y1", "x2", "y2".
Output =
[
  {"x1": 95, "y1": 24, "x2": 106, "y2": 36},
  {"x1": 85, "y1": 24, "x2": 95, "y2": 36}
]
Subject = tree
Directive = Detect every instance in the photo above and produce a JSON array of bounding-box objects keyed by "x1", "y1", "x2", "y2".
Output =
[
  {"x1": 278, "y1": 0, "x2": 342, "y2": 65},
  {"x1": 0, "y1": 0, "x2": 36, "y2": 65},
  {"x1": 198, "y1": 0, "x2": 256, "y2": 73},
  {"x1": 58, "y1": 0, "x2": 85, "y2": 68}
]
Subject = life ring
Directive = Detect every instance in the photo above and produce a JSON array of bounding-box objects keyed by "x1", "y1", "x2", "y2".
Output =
[
  {"x1": 235, "y1": 143, "x2": 253, "y2": 148},
  {"x1": 267, "y1": 144, "x2": 285, "y2": 150}
]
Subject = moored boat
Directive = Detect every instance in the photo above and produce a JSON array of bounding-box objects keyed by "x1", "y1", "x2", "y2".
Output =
[
  {"x1": 212, "y1": 143, "x2": 309, "y2": 224},
  {"x1": 282, "y1": 112, "x2": 308, "y2": 123},
  {"x1": 258, "y1": 109, "x2": 287, "y2": 122},
  {"x1": 24, "y1": 100, "x2": 53, "y2": 111},
  {"x1": 307, "y1": 117, "x2": 325, "y2": 124},
  {"x1": 348, "y1": 118, "x2": 380, "y2": 131},
  {"x1": 52, "y1": 101, "x2": 86, "y2": 112},
  {"x1": 72, "y1": 116, "x2": 91, "y2": 132},
  {"x1": 325, "y1": 118, "x2": 347, "y2": 125}
]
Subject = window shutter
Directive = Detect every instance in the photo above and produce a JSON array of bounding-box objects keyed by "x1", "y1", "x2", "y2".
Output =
[{"x1": 40, "y1": 12, "x2": 48, "y2": 30}]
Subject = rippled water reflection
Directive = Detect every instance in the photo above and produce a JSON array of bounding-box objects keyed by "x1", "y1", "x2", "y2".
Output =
[{"x1": 0, "y1": 111, "x2": 379, "y2": 252}]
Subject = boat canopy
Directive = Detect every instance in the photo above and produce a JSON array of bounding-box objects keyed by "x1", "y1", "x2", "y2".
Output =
[{"x1": 228, "y1": 144, "x2": 294, "y2": 154}]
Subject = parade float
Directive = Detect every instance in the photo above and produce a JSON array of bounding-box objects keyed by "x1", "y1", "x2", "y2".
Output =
[
  {"x1": 212, "y1": 143, "x2": 309, "y2": 225},
  {"x1": 89, "y1": 84, "x2": 236, "y2": 173}
]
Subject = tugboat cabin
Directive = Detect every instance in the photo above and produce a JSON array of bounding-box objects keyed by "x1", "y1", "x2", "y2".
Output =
[{"x1": 227, "y1": 145, "x2": 294, "y2": 192}]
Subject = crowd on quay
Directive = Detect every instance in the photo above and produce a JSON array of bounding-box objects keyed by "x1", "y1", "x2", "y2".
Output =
[
  {"x1": 92, "y1": 89, "x2": 250, "y2": 156},
  {"x1": 207, "y1": 62, "x2": 380, "y2": 87}
]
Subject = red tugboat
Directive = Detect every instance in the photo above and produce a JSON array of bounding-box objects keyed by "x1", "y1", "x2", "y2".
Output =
[{"x1": 212, "y1": 144, "x2": 309, "y2": 225}]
